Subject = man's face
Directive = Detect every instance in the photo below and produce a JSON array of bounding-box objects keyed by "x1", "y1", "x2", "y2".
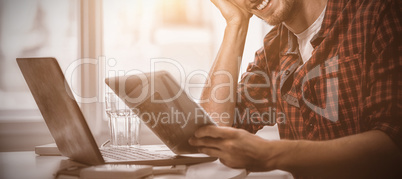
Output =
[{"x1": 234, "y1": 0, "x2": 295, "y2": 25}]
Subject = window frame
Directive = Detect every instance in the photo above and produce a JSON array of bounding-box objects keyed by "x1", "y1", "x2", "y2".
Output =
[{"x1": 0, "y1": 0, "x2": 107, "y2": 151}]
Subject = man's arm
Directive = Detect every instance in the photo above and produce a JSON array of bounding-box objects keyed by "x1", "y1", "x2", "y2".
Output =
[
  {"x1": 200, "y1": 0, "x2": 251, "y2": 126},
  {"x1": 189, "y1": 126, "x2": 402, "y2": 178},
  {"x1": 279, "y1": 130, "x2": 402, "y2": 178}
]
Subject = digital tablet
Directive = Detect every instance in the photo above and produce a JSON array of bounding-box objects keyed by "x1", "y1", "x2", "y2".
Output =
[{"x1": 105, "y1": 71, "x2": 216, "y2": 154}]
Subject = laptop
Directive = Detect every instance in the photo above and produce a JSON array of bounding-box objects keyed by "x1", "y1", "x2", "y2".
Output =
[{"x1": 17, "y1": 57, "x2": 216, "y2": 166}]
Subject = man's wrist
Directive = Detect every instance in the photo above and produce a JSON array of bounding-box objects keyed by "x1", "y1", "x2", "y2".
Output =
[
  {"x1": 265, "y1": 140, "x2": 298, "y2": 172},
  {"x1": 223, "y1": 23, "x2": 249, "y2": 48},
  {"x1": 225, "y1": 22, "x2": 249, "y2": 35}
]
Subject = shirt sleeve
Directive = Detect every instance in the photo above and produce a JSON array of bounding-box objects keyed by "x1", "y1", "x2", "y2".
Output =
[
  {"x1": 363, "y1": 0, "x2": 402, "y2": 150},
  {"x1": 233, "y1": 49, "x2": 276, "y2": 134}
]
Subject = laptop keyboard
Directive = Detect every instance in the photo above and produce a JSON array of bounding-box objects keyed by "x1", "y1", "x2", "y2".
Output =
[{"x1": 100, "y1": 147, "x2": 174, "y2": 161}]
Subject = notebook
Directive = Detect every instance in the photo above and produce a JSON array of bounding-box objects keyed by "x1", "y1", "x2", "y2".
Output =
[{"x1": 17, "y1": 57, "x2": 216, "y2": 166}]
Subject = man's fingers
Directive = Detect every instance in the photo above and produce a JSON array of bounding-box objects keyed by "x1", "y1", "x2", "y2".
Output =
[
  {"x1": 189, "y1": 136, "x2": 223, "y2": 149},
  {"x1": 198, "y1": 147, "x2": 228, "y2": 158},
  {"x1": 194, "y1": 125, "x2": 238, "y2": 139}
]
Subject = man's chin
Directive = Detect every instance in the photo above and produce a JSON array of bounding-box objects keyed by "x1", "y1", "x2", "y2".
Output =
[
  {"x1": 266, "y1": 19, "x2": 282, "y2": 26},
  {"x1": 257, "y1": 15, "x2": 282, "y2": 26}
]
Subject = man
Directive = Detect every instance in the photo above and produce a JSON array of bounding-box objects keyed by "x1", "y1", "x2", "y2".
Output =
[{"x1": 189, "y1": 0, "x2": 402, "y2": 178}]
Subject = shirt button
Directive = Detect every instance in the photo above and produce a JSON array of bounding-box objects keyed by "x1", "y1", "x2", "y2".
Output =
[
  {"x1": 285, "y1": 70, "x2": 290, "y2": 75},
  {"x1": 308, "y1": 123, "x2": 315, "y2": 131}
]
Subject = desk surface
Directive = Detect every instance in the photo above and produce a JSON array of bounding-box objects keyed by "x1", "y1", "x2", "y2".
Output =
[
  {"x1": 0, "y1": 151, "x2": 67, "y2": 179},
  {"x1": 0, "y1": 152, "x2": 292, "y2": 179}
]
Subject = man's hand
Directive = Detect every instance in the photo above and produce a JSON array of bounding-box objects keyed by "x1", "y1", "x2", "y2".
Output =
[
  {"x1": 211, "y1": 0, "x2": 252, "y2": 26},
  {"x1": 190, "y1": 126, "x2": 402, "y2": 178},
  {"x1": 189, "y1": 125, "x2": 279, "y2": 171}
]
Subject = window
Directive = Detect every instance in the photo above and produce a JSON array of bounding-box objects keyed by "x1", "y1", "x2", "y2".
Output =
[
  {"x1": 0, "y1": 0, "x2": 272, "y2": 120},
  {"x1": 103, "y1": 0, "x2": 214, "y2": 101},
  {"x1": 0, "y1": 0, "x2": 274, "y2": 151},
  {"x1": 0, "y1": 0, "x2": 79, "y2": 114},
  {"x1": 0, "y1": 0, "x2": 80, "y2": 151}
]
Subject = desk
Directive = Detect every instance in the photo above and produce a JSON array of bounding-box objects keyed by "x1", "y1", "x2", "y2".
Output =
[
  {"x1": 0, "y1": 152, "x2": 292, "y2": 179},
  {"x1": 0, "y1": 152, "x2": 67, "y2": 179}
]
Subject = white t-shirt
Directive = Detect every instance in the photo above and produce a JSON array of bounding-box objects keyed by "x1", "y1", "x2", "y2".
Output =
[{"x1": 289, "y1": 7, "x2": 327, "y2": 64}]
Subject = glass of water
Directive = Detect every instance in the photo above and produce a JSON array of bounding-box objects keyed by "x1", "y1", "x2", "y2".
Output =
[{"x1": 105, "y1": 92, "x2": 141, "y2": 147}]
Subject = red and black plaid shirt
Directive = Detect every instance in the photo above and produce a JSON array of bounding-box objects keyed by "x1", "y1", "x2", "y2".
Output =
[{"x1": 234, "y1": 0, "x2": 402, "y2": 149}]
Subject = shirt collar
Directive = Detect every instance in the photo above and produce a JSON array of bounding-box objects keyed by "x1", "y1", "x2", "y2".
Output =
[
  {"x1": 281, "y1": 0, "x2": 350, "y2": 55},
  {"x1": 311, "y1": 0, "x2": 350, "y2": 47},
  {"x1": 282, "y1": 30, "x2": 298, "y2": 56}
]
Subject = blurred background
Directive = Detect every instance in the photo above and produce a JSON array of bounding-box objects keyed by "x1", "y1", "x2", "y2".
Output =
[{"x1": 0, "y1": 0, "x2": 276, "y2": 152}]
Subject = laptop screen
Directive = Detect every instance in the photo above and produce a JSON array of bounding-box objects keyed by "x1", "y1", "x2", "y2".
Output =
[{"x1": 17, "y1": 57, "x2": 104, "y2": 165}]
